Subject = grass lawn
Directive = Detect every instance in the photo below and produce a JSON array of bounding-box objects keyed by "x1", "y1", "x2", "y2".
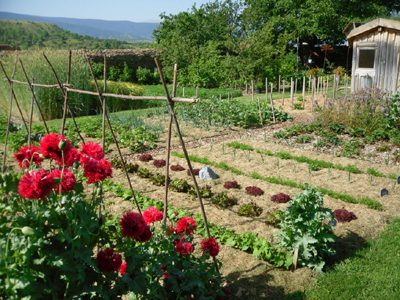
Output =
[{"x1": 286, "y1": 217, "x2": 400, "y2": 299}]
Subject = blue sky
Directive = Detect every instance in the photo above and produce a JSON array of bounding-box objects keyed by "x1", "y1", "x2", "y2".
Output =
[{"x1": 0, "y1": 0, "x2": 212, "y2": 23}]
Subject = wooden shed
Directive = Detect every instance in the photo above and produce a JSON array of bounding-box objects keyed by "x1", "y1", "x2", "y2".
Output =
[{"x1": 345, "y1": 18, "x2": 400, "y2": 93}]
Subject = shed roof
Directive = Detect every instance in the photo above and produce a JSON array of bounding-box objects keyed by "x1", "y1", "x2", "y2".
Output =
[{"x1": 346, "y1": 18, "x2": 400, "y2": 46}]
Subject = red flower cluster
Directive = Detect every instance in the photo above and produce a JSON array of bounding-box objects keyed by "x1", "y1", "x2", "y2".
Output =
[
  {"x1": 161, "y1": 263, "x2": 170, "y2": 278},
  {"x1": 187, "y1": 169, "x2": 200, "y2": 176},
  {"x1": 96, "y1": 248, "x2": 122, "y2": 273},
  {"x1": 174, "y1": 236, "x2": 194, "y2": 255},
  {"x1": 153, "y1": 159, "x2": 166, "y2": 168},
  {"x1": 165, "y1": 226, "x2": 177, "y2": 236},
  {"x1": 82, "y1": 158, "x2": 112, "y2": 184},
  {"x1": 39, "y1": 133, "x2": 72, "y2": 166},
  {"x1": 223, "y1": 180, "x2": 239, "y2": 189},
  {"x1": 201, "y1": 237, "x2": 220, "y2": 257},
  {"x1": 334, "y1": 209, "x2": 357, "y2": 223},
  {"x1": 64, "y1": 148, "x2": 81, "y2": 167},
  {"x1": 50, "y1": 168, "x2": 76, "y2": 193},
  {"x1": 176, "y1": 217, "x2": 197, "y2": 235},
  {"x1": 245, "y1": 186, "x2": 264, "y2": 196},
  {"x1": 14, "y1": 145, "x2": 43, "y2": 169},
  {"x1": 139, "y1": 154, "x2": 153, "y2": 162},
  {"x1": 170, "y1": 164, "x2": 184, "y2": 171},
  {"x1": 120, "y1": 211, "x2": 151, "y2": 242},
  {"x1": 143, "y1": 206, "x2": 163, "y2": 224},
  {"x1": 271, "y1": 193, "x2": 291, "y2": 203},
  {"x1": 18, "y1": 170, "x2": 55, "y2": 200},
  {"x1": 80, "y1": 142, "x2": 104, "y2": 164}
]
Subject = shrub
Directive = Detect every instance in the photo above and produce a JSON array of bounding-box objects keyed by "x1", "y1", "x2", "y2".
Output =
[
  {"x1": 168, "y1": 179, "x2": 189, "y2": 193},
  {"x1": 237, "y1": 202, "x2": 262, "y2": 217},
  {"x1": 187, "y1": 168, "x2": 200, "y2": 176},
  {"x1": 271, "y1": 193, "x2": 291, "y2": 203},
  {"x1": 334, "y1": 209, "x2": 357, "y2": 223},
  {"x1": 223, "y1": 180, "x2": 239, "y2": 189},
  {"x1": 171, "y1": 164, "x2": 184, "y2": 171},
  {"x1": 210, "y1": 192, "x2": 237, "y2": 209},
  {"x1": 189, "y1": 185, "x2": 212, "y2": 200},
  {"x1": 245, "y1": 186, "x2": 264, "y2": 196},
  {"x1": 153, "y1": 159, "x2": 166, "y2": 168},
  {"x1": 139, "y1": 154, "x2": 153, "y2": 162},
  {"x1": 274, "y1": 184, "x2": 336, "y2": 272}
]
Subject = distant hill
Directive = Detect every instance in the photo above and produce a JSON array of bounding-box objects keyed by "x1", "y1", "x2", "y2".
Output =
[
  {"x1": 0, "y1": 11, "x2": 159, "y2": 40},
  {"x1": 0, "y1": 20, "x2": 153, "y2": 50}
]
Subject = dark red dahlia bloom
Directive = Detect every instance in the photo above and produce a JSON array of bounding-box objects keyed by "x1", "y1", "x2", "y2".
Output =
[
  {"x1": 120, "y1": 211, "x2": 147, "y2": 239},
  {"x1": 120, "y1": 261, "x2": 127, "y2": 275},
  {"x1": 83, "y1": 158, "x2": 112, "y2": 184},
  {"x1": 80, "y1": 142, "x2": 104, "y2": 165},
  {"x1": 143, "y1": 206, "x2": 163, "y2": 224},
  {"x1": 135, "y1": 224, "x2": 152, "y2": 242},
  {"x1": 39, "y1": 133, "x2": 72, "y2": 165},
  {"x1": 96, "y1": 248, "x2": 122, "y2": 273},
  {"x1": 175, "y1": 237, "x2": 194, "y2": 255},
  {"x1": 18, "y1": 169, "x2": 54, "y2": 200},
  {"x1": 50, "y1": 168, "x2": 76, "y2": 193},
  {"x1": 334, "y1": 209, "x2": 357, "y2": 223},
  {"x1": 176, "y1": 217, "x2": 197, "y2": 235},
  {"x1": 64, "y1": 148, "x2": 81, "y2": 167},
  {"x1": 201, "y1": 237, "x2": 220, "y2": 257},
  {"x1": 14, "y1": 144, "x2": 43, "y2": 169}
]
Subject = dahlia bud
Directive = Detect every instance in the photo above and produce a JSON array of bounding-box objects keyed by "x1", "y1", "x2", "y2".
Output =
[
  {"x1": 73, "y1": 161, "x2": 80, "y2": 169},
  {"x1": 96, "y1": 186, "x2": 102, "y2": 196},
  {"x1": 99, "y1": 215, "x2": 104, "y2": 226},
  {"x1": 58, "y1": 140, "x2": 67, "y2": 150},
  {"x1": 108, "y1": 225, "x2": 117, "y2": 232}
]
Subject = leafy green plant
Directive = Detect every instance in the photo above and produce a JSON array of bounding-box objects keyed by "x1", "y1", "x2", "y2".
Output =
[
  {"x1": 137, "y1": 167, "x2": 152, "y2": 178},
  {"x1": 210, "y1": 192, "x2": 237, "y2": 209},
  {"x1": 226, "y1": 141, "x2": 253, "y2": 151},
  {"x1": 188, "y1": 185, "x2": 212, "y2": 200},
  {"x1": 237, "y1": 202, "x2": 262, "y2": 217},
  {"x1": 265, "y1": 209, "x2": 283, "y2": 228},
  {"x1": 274, "y1": 184, "x2": 336, "y2": 272},
  {"x1": 168, "y1": 179, "x2": 189, "y2": 193},
  {"x1": 150, "y1": 173, "x2": 170, "y2": 186},
  {"x1": 296, "y1": 135, "x2": 313, "y2": 144},
  {"x1": 125, "y1": 162, "x2": 139, "y2": 173},
  {"x1": 293, "y1": 102, "x2": 303, "y2": 110}
]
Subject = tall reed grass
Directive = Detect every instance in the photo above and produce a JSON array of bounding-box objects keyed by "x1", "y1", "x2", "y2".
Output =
[{"x1": 0, "y1": 50, "x2": 92, "y2": 121}]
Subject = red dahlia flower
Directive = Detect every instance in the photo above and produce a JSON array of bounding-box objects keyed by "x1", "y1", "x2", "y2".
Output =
[
  {"x1": 96, "y1": 248, "x2": 122, "y2": 273},
  {"x1": 50, "y1": 168, "x2": 76, "y2": 193},
  {"x1": 176, "y1": 217, "x2": 197, "y2": 235},
  {"x1": 39, "y1": 133, "x2": 72, "y2": 165},
  {"x1": 64, "y1": 147, "x2": 81, "y2": 167},
  {"x1": 14, "y1": 144, "x2": 43, "y2": 169},
  {"x1": 18, "y1": 169, "x2": 54, "y2": 200},
  {"x1": 120, "y1": 211, "x2": 147, "y2": 239},
  {"x1": 143, "y1": 206, "x2": 163, "y2": 224},
  {"x1": 201, "y1": 237, "x2": 220, "y2": 257},
  {"x1": 135, "y1": 224, "x2": 152, "y2": 242},
  {"x1": 119, "y1": 261, "x2": 127, "y2": 275},
  {"x1": 80, "y1": 142, "x2": 104, "y2": 165},
  {"x1": 165, "y1": 226, "x2": 177, "y2": 236},
  {"x1": 175, "y1": 236, "x2": 194, "y2": 255},
  {"x1": 83, "y1": 158, "x2": 112, "y2": 184}
]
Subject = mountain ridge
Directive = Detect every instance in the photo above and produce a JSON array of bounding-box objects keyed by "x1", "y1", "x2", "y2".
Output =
[{"x1": 0, "y1": 11, "x2": 159, "y2": 40}]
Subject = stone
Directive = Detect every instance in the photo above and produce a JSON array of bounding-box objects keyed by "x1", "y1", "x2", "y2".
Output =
[
  {"x1": 397, "y1": 176, "x2": 400, "y2": 184},
  {"x1": 327, "y1": 219, "x2": 337, "y2": 227},
  {"x1": 380, "y1": 188, "x2": 389, "y2": 197},
  {"x1": 199, "y1": 166, "x2": 217, "y2": 180}
]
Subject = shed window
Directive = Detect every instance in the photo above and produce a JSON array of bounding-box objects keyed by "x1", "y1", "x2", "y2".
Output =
[{"x1": 358, "y1": 49, "x2": 375, "y2": 68}]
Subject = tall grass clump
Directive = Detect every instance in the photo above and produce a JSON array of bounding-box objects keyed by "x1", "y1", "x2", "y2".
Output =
[
  {"x1": 0, "y1": 50, "x2": 93, "y2": 121},
  {"x1": 315, "y1": 88, "x2": 393, "y2": 135}
]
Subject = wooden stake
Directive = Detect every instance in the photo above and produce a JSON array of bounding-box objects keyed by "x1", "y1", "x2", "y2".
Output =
[
  {"x1": 282, "y1": 80, "x2": 285, "y2": 105},
  {"x1": 278, "y1": 75, "x2": 281, "y2": 96},
  {"x1": 28, "y1": 78, "x2": 34, "y2": 147},
  {"x1": 265, "y1": 77, "x2": 268, "y2": 103},
  {"x1": 270, "y1": 83, "x2": 276, "y2": 122},
  {"x1": 302, "y1": 76, "x2": 306, "y2": 110},
  {"x1": 257, "y1": 96, "x2": 263, "y2": 124},
  {"x1": 251, "y1": 79, "x2": 254, "y2": 102},
  {"x1": 2, "y1": 56, "x2": 18, "y2": 173},
  {"x1": 61, "y1": 50, "x2": 72, "y2": 135},
  {"x1": 290, "y1": 78, "x2": 294, "y2": 109},
  {"x1": 102, "y1": 54, "x2": 107, "y2": 150}
]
